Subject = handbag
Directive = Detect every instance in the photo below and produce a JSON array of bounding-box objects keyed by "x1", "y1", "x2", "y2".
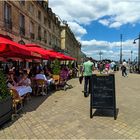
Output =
[{"x1": 79, "y1": 75, "x2": 83, "y2": 84}]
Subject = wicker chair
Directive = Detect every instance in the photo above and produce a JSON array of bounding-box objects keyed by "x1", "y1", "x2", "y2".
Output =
[
  {"x1": 36, "y1": 79, "x2": 47, "y2": 95},
  {"x1": 52, "y1": 75, "x2": 60, "y2": 90},
  {"x1": 10, "y1": 89, "x2": 23, "y2": 114}
]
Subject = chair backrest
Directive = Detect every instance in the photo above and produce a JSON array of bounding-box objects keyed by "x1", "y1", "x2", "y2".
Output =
[
  {"x1": 10, "y1": 89, "x2": 21, "y2": 100},
  {"x1": 52, "y1": 75, "x2": 60, "y2": 83},
  {"x1": 36, "y1": 79, "x2": 46, "y2": 86}
]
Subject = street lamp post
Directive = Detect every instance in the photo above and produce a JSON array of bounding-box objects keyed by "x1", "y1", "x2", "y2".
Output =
[
  {"x1": 120, "y1": 34, "x2": 123, "y2": 64},
  {"x1": 131, "y1": 50, "x2": 133, "y2": 63},
  {"x1": 99, "y1": 51, "x2": 103, "y2": 61},
  {"x1": 133, "y1": 33, "x2": 140, "y2": 72}
]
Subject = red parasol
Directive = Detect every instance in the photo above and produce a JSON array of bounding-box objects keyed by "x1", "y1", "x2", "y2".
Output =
[
  {"x1": 26, "y1": 44, "x2": 76, "y2": 60},
  {"x1": 0, "y1": 37, "x2": 42, "y2": 59}
]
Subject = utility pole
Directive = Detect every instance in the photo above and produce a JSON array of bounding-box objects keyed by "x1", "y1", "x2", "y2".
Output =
[
  {"x1": 99, "y1": 51, "x2": 103, "y2": 61},
  {"x1": 131, "y1": 50, "x2": 133, "y2": 63},
  {"x1": 120, "y1": 34, "x2": 122, "y2": 64},
  {"x1": 133, "y1": 33, "x2": 140, "y2": 72}
]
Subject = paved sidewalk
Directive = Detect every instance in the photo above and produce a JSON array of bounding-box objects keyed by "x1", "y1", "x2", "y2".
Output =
[{"x1": 0, "y1": 72, "x2": 140, "y2": 139}]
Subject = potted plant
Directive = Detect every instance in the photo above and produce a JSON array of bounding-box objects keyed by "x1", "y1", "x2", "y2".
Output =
[
  {"x1": 0, "y1": 70, "x2": 12, "y2": 126},
  {"x1": 52, "y1": 59, "x2": 61, "y2": 85},
  {"x1": 68, "y1": 61, "x2": 72, "y2": 69},
  {"x1": 52, "y1": 59, "x2": 61, "y2": 75}
]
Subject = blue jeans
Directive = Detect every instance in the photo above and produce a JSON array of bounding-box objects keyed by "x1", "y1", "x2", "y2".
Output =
[{"x1": 84, "y1": 76, "x2": 92, "y2": 96}]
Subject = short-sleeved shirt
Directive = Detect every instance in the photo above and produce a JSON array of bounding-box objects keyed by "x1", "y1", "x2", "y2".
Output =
[
  {"x1": 122, "y1": 61, "x2": 127, "y2": 67},
  {"x1": 83, "y1": 61, "x2": 93, "y2": 76},
  {"x1": 35, "y1": 74, "x2": 47, "y2": 81}
]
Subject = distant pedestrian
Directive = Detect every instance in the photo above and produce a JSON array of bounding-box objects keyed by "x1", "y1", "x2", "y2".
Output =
[
  {"x1": 83, "y1": 57, "x2": 94, "y2": 97},
  {"x1": 110, "y1": 61, "x2": 115, "y2": 72},
  {"x1": 105, "y1": 61, "x2": 110, "y2": 74},
  {"x1": 99, "y1": 62, "x2": 104, "y2": 74},
  {"x1": 78, "y1": 64, "x2": 83, "y2": 84},
  {"x1": 121, "y1": 59, "x2": 128, "y2": 77}
]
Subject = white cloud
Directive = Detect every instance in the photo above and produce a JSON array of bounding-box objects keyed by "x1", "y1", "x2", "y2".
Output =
[
  {"x1": 81, "y1": 39, "x2": 138, "y2": 60},
  {"x1": 50, "y1": 0, "x2": 140, "y2": 29},
  {"x1": 109, "y1": 22, "x2": 122, "y2": 28},
  {"x1": 81, "y1": 39, "x2": 135, "y2": 49},
  {"x1": 49, "y1": 0, "x2": 140, "y2": 60},
  {"x1": 68, "y1": 22, "x2": 87, "y2": 37},
  {"x1": 98, "y1": 19, "x2": 110, "y2": 26},
  {"x1": 82, "y1": 39, "x2": 110, "y2": 48}
]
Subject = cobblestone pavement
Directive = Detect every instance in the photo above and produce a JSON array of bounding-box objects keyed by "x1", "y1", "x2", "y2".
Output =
[{"x1": 0, "y1": 72, "x2": 140, "y2": 139}]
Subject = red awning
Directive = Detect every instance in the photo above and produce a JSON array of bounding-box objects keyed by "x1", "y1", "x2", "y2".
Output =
[
  {"x1": 0, "y1": 57, "x2": 7, "y2": 62},
  {"x1": 25, "y1": 44, "x2": 77, "y2": 60},
  {"x1": 0, "y1": 37, "x2": 42, "y2": 59},
  {"x1": 62, "y1": 55, "x2": 77, "y2": 60},
  {"x1": 25, "y1": 45, "x2": 63, "y2": 59},
  {"x1": 26, "y1": 44, "x2": 42, "y2": 48},
  {"x1": 25, "y1": 46, "x2": 50, "y2": 60}
]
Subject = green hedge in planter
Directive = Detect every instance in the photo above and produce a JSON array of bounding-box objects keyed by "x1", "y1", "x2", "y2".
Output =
[
  {"x1": 0, "y1": 70, "x2": 11, "y2": 100},
  {"x1": 0, "y1": 70, "x2": 12, "y2": 126},
  {"x1": 68, "y1": 61, "x2": 72, "y2": 69},
  {"x1": 52, "y1": 59, "x2": 61, "y2": 75}
]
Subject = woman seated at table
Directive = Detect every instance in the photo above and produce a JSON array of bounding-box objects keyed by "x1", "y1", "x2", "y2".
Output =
[
  {"x1": 15, "y1": 72, "x2": 32, "y2": 96},
  {"x1": 8, "y1": 72, "x2": 32, "y2": 97},
  {"x1": 6, "y1": 70, "x2": 18, "y2": 87},
  {"x1": 35, "y1": 70, "x2": 54, "y2": 85}
]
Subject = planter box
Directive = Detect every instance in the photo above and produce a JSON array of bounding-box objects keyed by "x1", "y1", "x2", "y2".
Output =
[{"x1": 0, "y1": 96, "x2": 12, "y2": 126}]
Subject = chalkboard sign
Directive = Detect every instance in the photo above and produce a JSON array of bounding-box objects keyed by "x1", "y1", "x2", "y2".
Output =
[{"x1": 90, "y1": 74, "x2": 116, "y2": 120}]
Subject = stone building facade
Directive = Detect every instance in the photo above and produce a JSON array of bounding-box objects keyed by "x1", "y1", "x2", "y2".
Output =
[
  {"x1": 0, "y1": 0, "x2": 61, "y2": 50},
  {"x1": 61, "y1": 24, "x2": 81, "y2": 64},
  {"x1": 0, "y1": 0, "x2": 82, "y2": 63}
]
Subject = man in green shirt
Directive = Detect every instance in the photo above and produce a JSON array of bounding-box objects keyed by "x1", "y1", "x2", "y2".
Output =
[{"x1": 83, "y1": 57, "x2": 94, "y2": 97}]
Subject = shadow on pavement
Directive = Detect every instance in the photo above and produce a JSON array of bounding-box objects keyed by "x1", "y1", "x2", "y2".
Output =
[
  {"x1": 0, "y1": 92, "x2": 55, "y2": 129},
  {"x1": 0, "y1": 83, "x2": 74, "y2": 129}
]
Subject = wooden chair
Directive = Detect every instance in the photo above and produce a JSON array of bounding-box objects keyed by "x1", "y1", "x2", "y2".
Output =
[
  {"x1": 10, "y1": 89, "x2": 23, "y2": 114},
  {"x1": 52, "y1": 75, "x2": 60, "y2": 90},
  {"x1": 36, "y1": 79, "x2": 47, "y2": 95}
]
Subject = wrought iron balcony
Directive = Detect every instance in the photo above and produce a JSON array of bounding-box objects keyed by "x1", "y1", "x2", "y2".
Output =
[
  {"x1": 38, "y1": 35, "x2": 41, "y2": 41},
  {"x1": 19, "y1": 0, "x2": 25, "y2": 5},
  {"x1": 19, "y1": 27, "x2": 25, "y2": 36},
  {"x1": 30, "y1": 33, "x2": 35, "y2": 40},
  {"x1": 44, "y1": 39, "x2": 47, "y2": 44},
  {"x1": 4, "y1": 18, "x2": 12, "y2": 30},
  {"x1": 37, "y1": 0, "x2": 43, "y2": 6}
]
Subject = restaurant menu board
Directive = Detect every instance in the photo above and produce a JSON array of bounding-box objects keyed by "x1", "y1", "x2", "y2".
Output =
[{"x1": 90, "y1": 74, "x2": 116, "y2": 120}]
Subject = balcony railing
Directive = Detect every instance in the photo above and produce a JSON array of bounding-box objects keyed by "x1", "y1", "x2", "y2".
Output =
[
  {"x1": 4, "y1": 18, "x2": 12, "y2": 30},
  {"x1": 37, "y1": 1, "x2": 43, "y2": 6},
  {"x1": 38, "y1": 35, "x2": 41, "y2": 41},
  {"x1": 30, "y1": 33, "x2": 35, "y2": 40},
  {"x1": 44, "y1": 39, "x2": 47, "y2": 44},
  {"x1": 20, "y1": 27, "x2": 25, "y2": 36},
  {"x1": 19, "y1": 0, "x2": 25, "y2": 5}
]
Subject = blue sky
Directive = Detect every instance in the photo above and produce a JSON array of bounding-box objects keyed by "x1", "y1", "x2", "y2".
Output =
[{"x1": 50, "y1": 0, "x2": 140, "y2": 61}]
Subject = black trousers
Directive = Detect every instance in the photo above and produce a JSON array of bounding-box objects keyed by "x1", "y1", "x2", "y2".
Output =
[
  {"x1": 84, "y1": 76, "x2": 92, "y2": 97},
  {"x1": 122, "y1": 67, "x2": 127, "y2": 76}
]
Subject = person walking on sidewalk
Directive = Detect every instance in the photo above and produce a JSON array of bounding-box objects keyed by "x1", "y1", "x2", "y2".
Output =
[
  {"x1": 121, "y1": 59, "x2": 128, "y2": 77},
  {"x1": 83, "y1": 57, "x2": 94, "y2": 97},
  {"x1": 78, "y1": 63, "x2": 84, "y2": 84}
]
